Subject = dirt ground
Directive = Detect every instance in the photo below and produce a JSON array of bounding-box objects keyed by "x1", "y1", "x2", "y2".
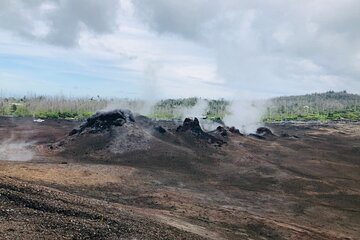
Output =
[{"x1": 0, "y1": 117, "x2": 359, "y2": 239}]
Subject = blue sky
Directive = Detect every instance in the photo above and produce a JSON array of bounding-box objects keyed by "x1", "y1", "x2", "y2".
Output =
[
  {"x1": 0, "y1": 0, "x2": 359, "y2": 99},
  {"x1": 0, "y1": 52, "x2": 140, "y2": 97}
]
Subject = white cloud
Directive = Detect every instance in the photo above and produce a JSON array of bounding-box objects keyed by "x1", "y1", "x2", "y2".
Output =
[
  {"x1": 0, "y1": 0, "x2": 120, "y2": 46},
  {"x1": 0, "y1": 0, "x2": 359, "y2": 99},
  {"x1": 133, "y1": 0, "x2": 360, "y2": 96}
]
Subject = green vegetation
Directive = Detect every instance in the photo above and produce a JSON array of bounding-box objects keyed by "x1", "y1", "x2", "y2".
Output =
[
  {"x1": 150, "y1": 98, "x2": 229, "y2": 120},
  {"x1": 207, "y1": 99, "x2": 230, "y2": 120},
  {"x1": 0, "y1": 96, "x2": 107, "y2": 120},
  {"x1": 0, "y1": 91, "x2": 359, "y2": 122},
  {"x1": 0, "y1": 96, "x2": 229, "y2": 120},
  {"x1": 150, "y1": 97, "x2": 199, "y2": 119},
  {"x1": 264, "y1": 91, "x2": 360, "y2": 122}
]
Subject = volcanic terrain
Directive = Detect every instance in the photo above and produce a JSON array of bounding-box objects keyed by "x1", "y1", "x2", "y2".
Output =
[{"x1": 0, "y1": 112, "x2": 359, "y2": 239}]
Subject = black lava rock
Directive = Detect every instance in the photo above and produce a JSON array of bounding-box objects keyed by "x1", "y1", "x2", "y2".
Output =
[
  {"x1": 176, "y1": 118, "x2": 204, "y2": 135},
  {"x1": 177, "y1": 118, "x2": 226, "y2": 146},
  {"x1": 256, "y1": 127, "x2": 274, "y2": 136},
  {"x1": 155, "y1": 126, "x2": 167, "y2": 134},
  {"x1": 70, "y1": 109, "x2": 135, "y2": 135}
]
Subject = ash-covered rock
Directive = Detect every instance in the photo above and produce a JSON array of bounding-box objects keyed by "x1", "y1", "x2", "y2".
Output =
[
  {"x1": 216, "y1": 126, "x2": 228, "y2": 137},
  {"x1": 176, "y1": 118, "x2": 203, "y2": 135},
  {"x1": 69, "y1": 109, "x2": 135, "y2": 135},
  {"x1": 177, "y1": 118, "x2": 225, "y2": 146},
  {"x1": 256, "y1": 127, "x2": 274, "y2": 136},
  {"x1": 228, "y1": 126, "x2": 243, "y2": 135},
  {"x1": 154, "y1": 126, "x2": 167, "y2": 134},
  {"x1": 214, "y1": 126, "x2": 243, "y2": 137},
  {"x1": 249, "y1": 127, "x2": 275, "y2": 140}
]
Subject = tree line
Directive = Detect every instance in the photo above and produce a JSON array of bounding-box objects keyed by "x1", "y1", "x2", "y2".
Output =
[
  {"x1": 0, "y1": 91, "x2": 359, "y2": 121},
  {"x1": 264, "y1": 91, "x2": 360, "y2": 121}
]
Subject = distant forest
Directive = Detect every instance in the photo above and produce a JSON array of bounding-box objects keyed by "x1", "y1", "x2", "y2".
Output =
[
  {"x1": 265, "y1": 91, "x2": 360, "y2": 121},
  {"x1": 0, "y1": 95, "x2": 230, "y2": 121},
  {"x1": 0, "y1": 91, "x2": 359, "y2": 122}
]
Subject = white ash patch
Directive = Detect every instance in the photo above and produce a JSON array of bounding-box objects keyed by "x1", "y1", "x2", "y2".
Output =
[{"x1": 109, "y1": 123, "x2": 151, "y2": 154}]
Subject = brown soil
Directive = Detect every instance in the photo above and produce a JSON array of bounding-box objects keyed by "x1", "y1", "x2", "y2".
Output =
[{"x1": 0, "y1": 117, "x2": 359, "y2": 239}]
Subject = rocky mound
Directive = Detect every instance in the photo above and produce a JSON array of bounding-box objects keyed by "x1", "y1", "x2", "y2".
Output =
[
  {"x1": 229, "y1": 126, "x2": 242, "y2": 135},
  {"x1": 256, "y1": 127, "x2": 274, "y2": 136},
  {"x1": 215, "y1": 126, "x2": 228, "y2": 137},
  {"x1": 176, "y1": 118, "x2": 203, "y2": 135},
  {"x1": 51, "y1": 112, "x2": 204, "y2": 169},
  {"x1": 154, "y1": 125, "x2": 167, "y2": 134},
  {"x1": 177, "y1": 118, "x2": 225, "y2": 145},
  {"x1": 249, "y1": 127, "x2": 275, "y2": 139},
  {"x1": 49, "y1": 112, "x2": 234, "y2": 172},
  {"x1": 214, "y1": 126, "x2": 243, "y2": 137},
  {"x1": 69, "y1": 110, "x2": 135, "y2": 135}
]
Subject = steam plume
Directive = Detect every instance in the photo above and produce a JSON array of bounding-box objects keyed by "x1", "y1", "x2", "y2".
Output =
[{"x1": 223, "y1": 99, "x2": 267, "y2": 134}]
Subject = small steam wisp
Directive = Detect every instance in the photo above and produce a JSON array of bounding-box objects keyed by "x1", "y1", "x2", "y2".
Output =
[{"x1": 0, "y1": 139, "x2": 34, "y2": 161}]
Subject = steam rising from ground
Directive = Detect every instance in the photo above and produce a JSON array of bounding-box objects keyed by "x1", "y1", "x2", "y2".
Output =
[
  {"x1": 0, "y1": 139, "x2": 34, "y2": 161},
  {"x1": 177, "y1": 99, "x2": 208, "y2": 119},
  {"x1": 178, "y1": 98, "x2": 267, "y2": 133},
  {"x1": 223, "y1": 99, "x2": 267, "y2": 134},
  {"x1": 173, "y1": 99, "x2": 207, "y2": 124},
  {"x1": 175, "y1": 99, "x2": 221, "y2": 131},
  {"x1": 101, "y1": 97, "x2": 267, "y2": 134},
  {"x1": 101, "y1": 99, "x2": 156, "y2": 116}
]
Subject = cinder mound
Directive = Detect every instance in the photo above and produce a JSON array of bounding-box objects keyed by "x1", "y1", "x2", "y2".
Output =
[
  {"x1": 62, "y1": 110, "x2": 156, "y2": 158},
  {"x1": 176, "y1": 118, "x2": 203, "y2": 135},
  {"x1": 69, "y1": 109, "x2": 135, "y2": 135},
  {"x1": 51, "y1": 111, "x2": 217, "y2": 172},
  {"x1": 214, "y1": 126, "x2": 243, "y2": 137},
  {"x1": 177, "y1": 118, "x2": 225, "y2": 146}
]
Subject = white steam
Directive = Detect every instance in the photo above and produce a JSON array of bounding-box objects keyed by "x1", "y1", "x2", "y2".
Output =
[
  {"x1": 0, "y1": 139, "x2": 34, "y2": 161},
  {"x1": 101, "y1": 99, "x2": 156, "y2": 116},
  {"x1": 186, "y1": 99, "x2": 220, "y2": 131},
  {"x1": 100, "y1": 96, "x2": 267, "y2": 134},
  {"x1": 176, "y1": 99, "x2": 207, "y2": 119},
  {"x1": 176, "y1": 99, "x2": 221, "y2": 131},
  {"x1": 101, "y1": 62, "x2": 161, "y2": 115},
  {"x1": 223, "y1": 99, "x2": 267, "y2": 134}
]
